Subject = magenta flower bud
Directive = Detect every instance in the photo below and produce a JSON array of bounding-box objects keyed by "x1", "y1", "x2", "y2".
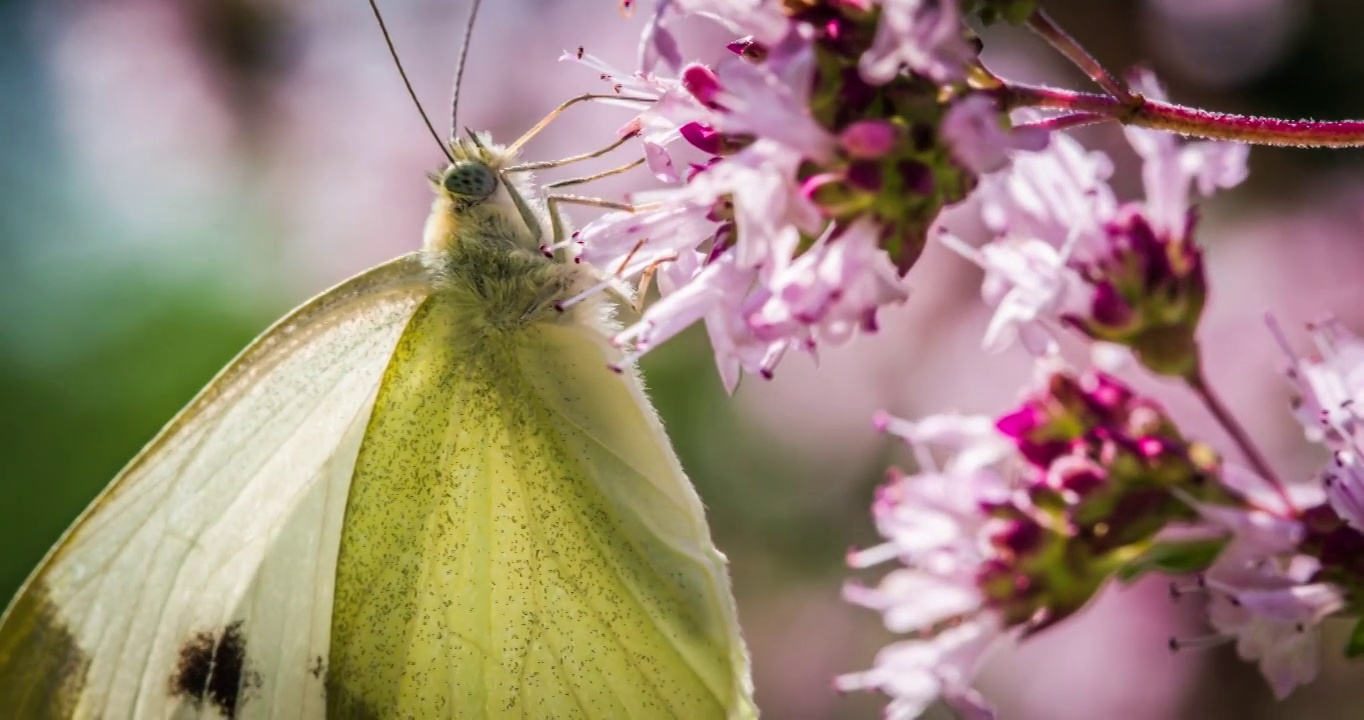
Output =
[
  {"x1": 681, "y1": 63, "x2": 723, "y2": 109},
  {"x1": 1088, "y1": 281, "x2": 1135, "y2": 328},
  {"x1": 896, "y1": 159, "x2": 935, "y2": 196},
  {"x1": 993, "y1": 517, "x2": 1044, "y2": 557},
  {"x1": 1083, "y1": 372, "x2": 1133, "y2": 416},
  {"x1": 1047, "y1": 456, "x2": 1107, "y2": 497},
  {"x1": 995, "y1": 405, "x2": 1042, "y2": 441},
  {"x1": 679, "y1": 122, "x2": 723, "y2": 155},
  {"x1": 684, "y1": 156, "x2": 723, "y2": 184},
  {"x1": 725, "y1": 36, "x2": 767, "y2": 60},
  {"x1": 839, "y1": 120, "x2": 901, "y2": 159},
  {"x1": 996, "y1": 404, "x2": 1070, "y2": 468},
  {"x1": 845, "y1": 160, "x2": 883, "y2": 192},
  {"x1": 800, "y1": 172, "x2": 844, "y2": 205}
]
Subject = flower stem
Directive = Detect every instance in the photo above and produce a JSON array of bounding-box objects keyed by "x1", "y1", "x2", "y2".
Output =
[
  {"x1": 1003, "y1": 82, "x2": 1364, "y2": 148},
  {"x1": 1186, "y1": 368, "x2": 1293, "y2": 510},
  {"x1": 1025, "y1": 9, "x2": 1133, "y2": 103}
]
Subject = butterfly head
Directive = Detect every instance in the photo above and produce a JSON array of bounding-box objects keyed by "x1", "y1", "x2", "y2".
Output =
[
  {"x1": 436, "y1": 132, "x2": 513, "y2": 202},
  {"x1": 439, "y1": 161, "x2": 498, "y2": 202},
  {"x1": 424, "y1": 132, "x2": 547, "y2": 257}
]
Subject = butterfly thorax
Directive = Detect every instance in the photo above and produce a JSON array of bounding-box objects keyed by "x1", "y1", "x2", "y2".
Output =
[{"x1": 419, "y1": 136, "x2": 597, "y2": 333}]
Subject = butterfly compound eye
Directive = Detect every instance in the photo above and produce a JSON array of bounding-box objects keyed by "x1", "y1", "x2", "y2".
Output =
[{"x1": 441, "y1": 161, "x2": 498, "y2": 200}]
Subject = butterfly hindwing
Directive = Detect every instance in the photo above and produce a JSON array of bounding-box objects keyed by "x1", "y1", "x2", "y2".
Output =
[{"x1": 324, "y1": 291, "x2": 755, "y2": 718}]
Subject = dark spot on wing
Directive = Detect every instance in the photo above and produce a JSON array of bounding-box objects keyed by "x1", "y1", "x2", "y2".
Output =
[
  {"x1": 170, "y1": 620, "x2": 259, "y2": 718},
  {"x1": 310, "y1": 654, "x2": 325, "y2": 680},
  {"x1": 0, "y1": 583, "x2": 90, "y2": 719}
]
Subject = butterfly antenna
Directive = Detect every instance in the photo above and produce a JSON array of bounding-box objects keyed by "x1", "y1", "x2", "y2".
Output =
[
  {"x1": 367, "y1": 0, "x2": 455, "y2": 163},
  {"x1": 449, "y1": 0, "x2": 484, "y2": 140}
]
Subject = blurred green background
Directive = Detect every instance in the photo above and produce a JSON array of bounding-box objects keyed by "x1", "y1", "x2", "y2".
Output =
[{"x1": 4, "y1": 0, "x2": 1364, "y2": 717}]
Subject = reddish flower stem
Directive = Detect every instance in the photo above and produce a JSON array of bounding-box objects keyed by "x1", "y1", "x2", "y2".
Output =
[
  {"x1": 1186, "y1": 368, "x2": 1295, "y2": 513},
  {"x1": 1003, "y1": 82, "x2": 1364, "y2": 148},
  {"x1": 1025, "y1": 9, "x2": 1133, "y2": 103}
]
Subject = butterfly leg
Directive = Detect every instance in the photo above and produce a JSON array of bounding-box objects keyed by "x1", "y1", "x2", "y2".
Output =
[
  {"x1": 543, "y1": 158, "x2": 646, "y2": 190},
  {"x1": 544, "y1": 194, "x2": 642, "y2": 255}
]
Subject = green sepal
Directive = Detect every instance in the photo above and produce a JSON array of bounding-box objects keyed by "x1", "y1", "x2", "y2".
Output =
[
  {"x1": 1345, "y1": 617, "x2": 1364, "y2": 659},
  {"x1": 1115, "y1": 537, "x2": 1227, "y2": 583}
]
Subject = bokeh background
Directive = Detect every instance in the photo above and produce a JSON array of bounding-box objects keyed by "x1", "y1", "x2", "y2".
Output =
[{"x1": 3, "y1": 0, "x2": 1364, "y2": 717}]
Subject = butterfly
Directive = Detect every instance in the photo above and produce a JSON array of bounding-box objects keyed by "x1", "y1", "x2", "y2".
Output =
[{"x1": 0, "y1": 1, "x2": 756, "y2": 717}]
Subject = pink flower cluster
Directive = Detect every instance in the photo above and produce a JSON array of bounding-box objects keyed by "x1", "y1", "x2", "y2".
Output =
[
  {"x1": 568, "y1": 1, "x2": 1364, "y2": 718},
  {"x1": 945, "y1": 72, "x2": 1247, "y2": 373},
  {"x1": 841, "y1": 367, "x2": 1230, "y2": 716},
  {"x1": 564, "y1": 0, "x2": 1040, "y2": 390}
]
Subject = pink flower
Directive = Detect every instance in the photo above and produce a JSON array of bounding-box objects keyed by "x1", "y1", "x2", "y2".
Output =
[
  {"x1": 954, "y1": 74, "x2": 1247, "y2": 363},
  {"x1": 835, "y1": 619, "x2": 1000, "y2": 720},
  {"x1": 940, "y1": 233, "x2": 1093, "y2": 355},
  {"x1": 1324, "y1": 452, "x2": 1364, "y2": 532},
  {"x1": 941, "y1": 95, "x2": 1050, "y2": 175},
  {"x1": 842, "y1": 412, "x2": 1015, "y2": 718},
  {"x1": 1183, "y1": 467, "x2": 1341, "y2": 699},
  {"x1": 858, "y1": 0, "x2": 977, "y2": 84},
  {"x1": 1270, "y1": 319, "x2": 1364, "y2": 529},
  {"x1": 1205, "y1": 562, "x2": 1343, "y2": 700},
  {"x1": 1122, "y1": 70, "x2": 1250, "y2": 239},
  {"x1": 566, "y1": 28, "x2": 913, "y2": 388},
  {"x1": 1277, "y1": 319, "x2": 1364, "y2": 449},
  {"x1": 748, "y1": 220, "x2": 910, "y2": 345}
]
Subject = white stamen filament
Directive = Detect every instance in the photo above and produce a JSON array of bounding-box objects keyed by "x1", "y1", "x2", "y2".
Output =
[{"x1": 1168, "y1": 633, "x2": 1232, "y2": 653}]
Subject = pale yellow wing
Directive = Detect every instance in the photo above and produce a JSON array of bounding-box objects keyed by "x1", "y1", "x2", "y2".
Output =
[
  {"x1": 325, "y1": 294, "x2": 756, "y2": 719},
  {"x1": 0, "y1": 253, "x2": 432, "y2": 719}
]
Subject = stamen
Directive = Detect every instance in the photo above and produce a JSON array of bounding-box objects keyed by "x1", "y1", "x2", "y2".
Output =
[
  {"x1": 555, "y1": 277, "x2": 617, "y2": 312},
  {"x1": 556, "y1": 252, "x2": 669, "y2": 314},
  {"x1": 911, "y1": 439, "x2": 938, "y2": 475},
  {"x1": 846, "y1": 542, "x2": 901, "y2": 569},
  {"x1": 937, "y1": 229, "x2": 985, "y2": 267},
  {"x1": 1168, "y1": 579, "x2": 1208, "y2": 601},
  {"x1": 1264, "y1": 312, "x2": 1299, "y2": 364},
  {"x1": 759, "y1": 341, "x2": 788, "y2": 380},
  {"x1": 541, "y1": 237, "x2": 578, "y2": 255},
  {"x1": 1168, "y1": 633, "x2": 1231, "y2": 653},
  {"x1": 608, "y1": 347, "x2": 646, "y2": 374},
  {"x1": 1310, "y1": 316, "x2": 1341, "y2": 357},
  {"x1": 612, "y1": 319, "x2": 652, "y2": 349}
]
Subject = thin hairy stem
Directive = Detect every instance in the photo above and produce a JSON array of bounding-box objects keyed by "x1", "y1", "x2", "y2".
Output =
[
  {"x1": 1004, "y1": 82, "x2": 1364, "y2": 148},
  {"x1": 1025, "y1": 9, "x2": 1133, "y2": 103},
  {"x1": 1187, "y1": 368, "x2": 1295, "y2": 512}
]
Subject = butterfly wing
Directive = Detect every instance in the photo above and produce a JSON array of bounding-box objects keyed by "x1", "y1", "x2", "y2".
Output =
[
  {"x1": 324, "y1": 295, "x2": 756, "y2": 718},
  {"x1": 0, "y1": 254, "x2": 432, "y2": 719}
]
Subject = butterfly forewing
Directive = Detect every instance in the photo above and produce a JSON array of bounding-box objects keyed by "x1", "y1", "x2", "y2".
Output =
[{"x1": 0, "y1": 255, "x2": 432, "y2": 718}]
